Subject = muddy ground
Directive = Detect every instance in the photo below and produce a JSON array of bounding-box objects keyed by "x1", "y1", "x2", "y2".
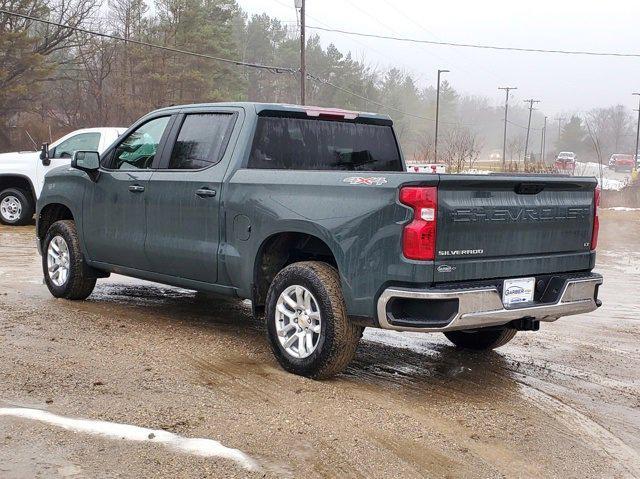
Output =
[{"x1": 0, "y1": 210, "x2": 638, "y2": 478}]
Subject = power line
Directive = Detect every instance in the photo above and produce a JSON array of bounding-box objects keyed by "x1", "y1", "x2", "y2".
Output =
[
  {"x1": 0, "y1": 9, "x2": 298, "y2": 74},
  {"x1": 306, "y1": 25, "x2": 640, "y2": 58},
  {"x1": 306, "y1": 72, "x2": 435, "y2": 121},
  {"x1": 507, "y1": 119, "x2": 542, "y2": 131},
  {"x1": 1, "y1": 8, "x2": 515, "y2": 131},
  {"x1": 306, "y1": 72, "x2": 501, "y2": 128},
  {"x1": 272, "y1": 0, "x2": 429, "y2": 83}
]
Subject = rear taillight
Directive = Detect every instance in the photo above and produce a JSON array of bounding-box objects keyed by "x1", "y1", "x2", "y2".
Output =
[
  {"x1": 591, "y1": 187, "x2": 600, "y2": 251},
  {"x1": 400, "y1": 186, "x2": 437, "y2": 260}
]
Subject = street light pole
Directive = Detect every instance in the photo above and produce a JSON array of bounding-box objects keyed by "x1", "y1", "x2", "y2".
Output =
[
  {"x1": 498, "y1": 86, "x2": 517, "y2": 170},
  {"x1": 633, "y1": 93, "x2": 640, "y2": 167},
  {"x1": 523, "y1": 98, "x2": 540, "y2": 166},
  {"x1": 434, "y1": 69, "x2": 449, "y2": 163},
  {"x1": 541, "y1": 116, "x2": 547, "y2": 164}
]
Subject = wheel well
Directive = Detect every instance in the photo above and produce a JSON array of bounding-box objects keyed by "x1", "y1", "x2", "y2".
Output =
[
  {"x1": 0, "y1": 175, "x2": 35, "y2": 201},
  {"x1": 253, "y1": 233, "x2": 338, "y2": 309},
  {"x1": 38, "y1": 204, "x2": 74, "y2": 240}
]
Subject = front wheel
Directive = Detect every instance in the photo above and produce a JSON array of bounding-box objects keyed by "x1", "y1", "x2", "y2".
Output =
[
  {"x1": 0, "y1": 188, "x2": 34, "y2": 226},
  {"x1": 265, "y1": 261, "x2": 362, "y2": 379},
  {"x1": 444, "y1": 328, "x2": 517, "y2": 350},
  {"x1": 42, "y1": 220, "x2": 96, "y2": 300}
]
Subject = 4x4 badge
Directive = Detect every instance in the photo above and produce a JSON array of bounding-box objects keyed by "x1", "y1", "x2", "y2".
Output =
[{"x1": 343, "y1": 176, "x2": 387, "y2": 186}]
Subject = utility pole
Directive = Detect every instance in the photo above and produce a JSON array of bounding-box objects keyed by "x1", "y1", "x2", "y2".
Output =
[
  {"x1": 434, "y1": 69, "x2": 449, "y2": 163},
  {"x1": 498, "y1": 86, "x2": 517, "y2": 171},
  {"x1": 633, "y1": 93, "x2": 640, "y2": 167},
  {"x1": 296, "y1": 0, "x2": 306, "y2": 105},
  {"x1": 523, "y1": 99, "x2": 540, "y2": 165},
  {"x1": 554, "y1": 115, "x2": 564, "y2": 138}
]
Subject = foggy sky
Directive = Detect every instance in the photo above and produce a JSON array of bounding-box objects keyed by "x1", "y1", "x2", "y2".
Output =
[{"x1": 238, "y1": 0, "x2": 640, "y2": 117}]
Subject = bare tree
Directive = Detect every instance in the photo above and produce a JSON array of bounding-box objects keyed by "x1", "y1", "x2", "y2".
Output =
[
  {"x1": 507, "y1": 134, "x2": 525, "y2": 167},
  {"x1": 441, "y1": 125, "x2": 482, "y2": 173},
  {"x1": 584, "y1": 116, "x2": 605, "y2": 192},
  {"x1": 413, "y1": 132, "x2": 435, "y2": 164}
]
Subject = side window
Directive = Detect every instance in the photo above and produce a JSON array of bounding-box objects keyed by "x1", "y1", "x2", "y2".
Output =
[
  {"x1": 111, "y1": 116, "x2": 170, "y2": 170},
  {"x1": 52, "y1": 133, "x2": 101, "y2": 159},
  {"x1": 167, "y1": 113, "x2": 234, "y2": 170}
]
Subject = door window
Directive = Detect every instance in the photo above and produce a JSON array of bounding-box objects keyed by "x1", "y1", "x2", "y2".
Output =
[
  {"x1": 52, "y1": 132, "x2": 101, "y2": 159},
  {"x1": 111, "y1": 116, "x2": 170, "y2": 170},
  {"x1": 166, "y1": 114, "x2": 234, "y2": 170}
]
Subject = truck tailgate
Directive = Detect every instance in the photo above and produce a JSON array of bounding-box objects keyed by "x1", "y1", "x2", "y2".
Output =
[{"x1": 434, "y1": 175, "x2": 597, "y2": 282}]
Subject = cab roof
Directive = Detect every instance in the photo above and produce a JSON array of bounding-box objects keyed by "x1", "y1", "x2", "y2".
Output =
[{"x1": 151, "y1": 102, "x2": 392, "y2": 123}]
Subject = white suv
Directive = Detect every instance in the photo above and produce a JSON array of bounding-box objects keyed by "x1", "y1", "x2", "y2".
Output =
[{"x1": 0, "y1": 127, "x2": 125, "y2": 225}]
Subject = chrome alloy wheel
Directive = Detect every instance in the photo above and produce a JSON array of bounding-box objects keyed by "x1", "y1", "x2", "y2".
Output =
[
  {"x1": 275, "y1": 285, "x2": 322, "y2": 359},
  {"x1": 0, "y1": 196, "x2": 22, "y2": 222},
  {"x1": 47, "y1": 236, "x2": 70, "y2": 287}
]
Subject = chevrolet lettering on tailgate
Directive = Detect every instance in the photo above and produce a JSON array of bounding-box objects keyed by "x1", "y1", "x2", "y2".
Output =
[{"x1": 451, "y1": 206, "x2": 592, "y2": 223}]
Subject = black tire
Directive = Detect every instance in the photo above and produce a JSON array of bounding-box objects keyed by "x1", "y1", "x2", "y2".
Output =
[
  {"x1": 0, "y1": 187, "x2": 34, "y2": 226},
  {"x1": 42, "y1": 220, "x2": 96, "y2": 300},
  {"x1": 265, "y1": 261, "x2": 362, "y2": 379},
  {"x1": 444, "y1": 328, "x2": 517, "y2": 350}
]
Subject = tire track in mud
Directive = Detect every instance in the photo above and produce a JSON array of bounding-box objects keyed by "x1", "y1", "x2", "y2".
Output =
[
  {"x1": 516, "y1": 379, "x2": 640, "y2": 477},
  {"x1": 345, "y1": 342, "x2": 554, "y2": 477},
  {"x1": 185, "y1": 355, "x2": 400, "y2": 478},
  {"x1": 371, "y1": 432, "x2": 474, "y2": 478},
  {"x1": 502, "y1": 352, "x2": 639, "y2": 397},
  {"x1": 355, "y1": 335, "x2": 639, "y2": 477}
]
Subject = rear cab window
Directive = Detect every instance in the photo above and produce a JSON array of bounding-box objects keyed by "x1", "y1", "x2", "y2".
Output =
[{"x1": 248, "y1": 114, "x2": 403, "y2": 171}]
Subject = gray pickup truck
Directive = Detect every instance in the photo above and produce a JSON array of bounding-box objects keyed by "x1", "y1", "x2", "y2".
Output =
[{"x1": 36, "y1": 102, "x2": 603, "y2": 378}]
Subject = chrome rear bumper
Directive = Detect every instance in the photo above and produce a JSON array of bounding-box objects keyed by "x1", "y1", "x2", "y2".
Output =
[{"x1": 377, "y1": 274, "x2": 602, "y2": 333}]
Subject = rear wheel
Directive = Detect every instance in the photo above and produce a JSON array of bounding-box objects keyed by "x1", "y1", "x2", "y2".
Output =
[
  {"x1": 42, "y1": 220, "x2": 96, "y2": 300},
  {"x1": 0, "y1": 188, "x2": 34, "y2": 226},
  {"x1": 265, "y1": 261, "x2": 362, "y2": 379},
  {"x1": 444, "y1": 328, "x2": 517, "y2": 350}
]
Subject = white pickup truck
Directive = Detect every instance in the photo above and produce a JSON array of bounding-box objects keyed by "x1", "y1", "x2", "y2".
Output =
[{"x1": 0, "y1": 127, "x2": 125, "y2": 225}]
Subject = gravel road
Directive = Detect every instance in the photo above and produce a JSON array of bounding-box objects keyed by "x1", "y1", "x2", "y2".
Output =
[{"x1": 0, "y1": 209, "x2": 638, "y2": 478}]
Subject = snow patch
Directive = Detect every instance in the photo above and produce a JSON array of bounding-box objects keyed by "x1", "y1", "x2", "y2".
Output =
[
  {"x1": 599, "y1": 178, "x2": 625, "y2": 191},
  {"x1": 0, "y1": 407, "x2": 258, "y2": 471},
  {"x1": 460, "y1": 168, "x2": 492, "y2": 175},
  {"x1": 603, "y1": 207, "x2": 640, "y2": 211}
]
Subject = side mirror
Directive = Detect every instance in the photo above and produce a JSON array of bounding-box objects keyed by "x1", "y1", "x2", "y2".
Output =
[
  {"x1": 72, "y1": 151, "x2": 100, "y2": 181},
  {"x1": 40, "y1": 142, "x2": 50, "y2": 166}
]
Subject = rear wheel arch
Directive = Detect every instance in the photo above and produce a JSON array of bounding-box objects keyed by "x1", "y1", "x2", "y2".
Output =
[{"x1": 252, "y1": 231, "x2": 341, "y2": 313}]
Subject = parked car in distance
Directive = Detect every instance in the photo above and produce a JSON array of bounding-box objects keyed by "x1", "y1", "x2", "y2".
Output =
[
  {"x1": 488, "y1": 149, "x2": 502, "y2": 162},
  {"x1": 554, "y1": 151, "x2": 576, "y2": 172},
  {"x1": 0, "y1": 127, "x2": 125, "y2": 225},
  {"x1": 36, "y1": 102, "x2": 602, "y2": 378},
  {"x1": 407, "y1": 164, "x2": 447, "y2": 173},
  {"x1": 608, "y1": 154, "x2": 635, "y2": 172}
]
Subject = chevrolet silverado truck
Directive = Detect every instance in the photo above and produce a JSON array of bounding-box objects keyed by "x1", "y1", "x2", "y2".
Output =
[
  {"x1": 35, "y1": 103, "x2": 603, "y2": 378},
  {"x1": 0, "y1": 127, "x2": 125, "y2": 225}
]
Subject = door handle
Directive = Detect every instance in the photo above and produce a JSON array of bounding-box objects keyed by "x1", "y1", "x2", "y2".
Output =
[
  {"x1": 195, "y1": 188, "x2": 217, "y2": 198},
  {"x1": 129, "y1": 185, "x2": 145, "y2": 193}
]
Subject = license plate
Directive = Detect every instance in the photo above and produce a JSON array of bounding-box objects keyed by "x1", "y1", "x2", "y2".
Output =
[{"x1": 502, "y1": 277, "x2": 535, "y2": 306}]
